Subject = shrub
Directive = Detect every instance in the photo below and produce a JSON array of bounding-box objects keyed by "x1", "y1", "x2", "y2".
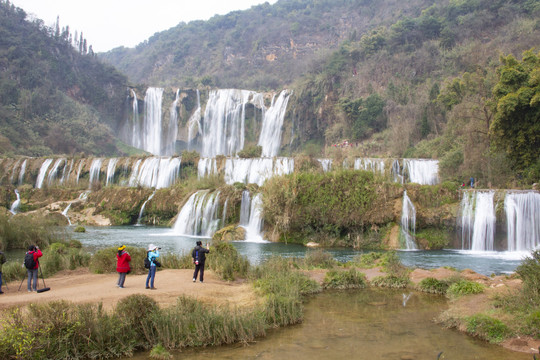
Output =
[
  {"x1": 465, "y1": 314, "x2": 511, "y2": 343},
  {"x1": 1, "y1": 261, "x2": 26, "y2": 282},
  {"x1": 515, "y1": 250, "x2": 540, "y2": 305},
  {"x1": 417, "y1": 277, "x2": 450, "y2": 295},
  {"x1": 303, "y1": 249, "x2": 336, "y2": 269},
  {"x1": 116, "y1": 294, "x2": 160, "y2": 347},
  {"x1": 73, "y1": 226, "x2": 86, "y2": 233},
  {"x1": 354, "y1": 251, "x2": 383, "y2": 268},
  {"x1": 149, "y1": 344, "x2": 172, "y2": 359},
  {"x1": 447, "y1": 280, "x2": 484, "y2": 297},
  {"x1": 206, "y1": 241, "x2": 250, "y2": 281},
  {"x1": 371, "y1": 275, "x2": 410, "y2": 289},
  {"x1": 237, "y1": 145, "x2": 262, "y2": 158},
  {"x1": 323, "y1": 268, "x2": 367, "y2": 289},
  {"x1": 0, "y1": 213, "x2": 58, "y2": 250}
]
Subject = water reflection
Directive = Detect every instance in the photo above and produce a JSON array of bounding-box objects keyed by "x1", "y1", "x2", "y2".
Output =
[{"x1": 128, "y1": 289, "x2": 529, "y2": 360}]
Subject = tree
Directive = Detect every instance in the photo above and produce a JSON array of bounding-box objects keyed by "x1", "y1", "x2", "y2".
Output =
[{"x1": 491, "y1": 50, "x2": 540, "y2": 175}]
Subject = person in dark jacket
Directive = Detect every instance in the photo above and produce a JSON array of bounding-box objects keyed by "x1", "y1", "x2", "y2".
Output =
[
  {"x1": 116, "y1": 245, "x2": 131, "y2": 288},
  {"x1": 26, "y1": 245, "x2": 42, "y2": 292},
  {"x1": 192, "y1": 240, "x2": 210, "y2": 283}
]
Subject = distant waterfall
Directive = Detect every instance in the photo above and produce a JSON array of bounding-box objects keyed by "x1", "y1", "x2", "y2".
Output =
[
  {"x1": 137, "y1": 191, "x2": 156, "y2": 225},
  {"x1": 36, "y1": 159, "x2": 53, "y2": 188},
  {"x1": 197, "y1": 158, "x2": 218, "y2": 178},
  {"x1": 62, "y1": 203, "x2": 72, "y2": 225},
  {"x1": 201, "y1": 89, "x2": 254, "y2": 157},
  {"x1": 106, "y1": 158, "x2": 119, "y2": 186},
  {"x1": 258, "y1": 90, "x2": 291, "y2": 157},
  {"x1": 239, "y1": 190, "x2": 251, "y2": 226},
  {"x1": 459, "y1": 191, "x2": 496, "y2": 251},
  {"x1": 318, "y1": 159, "x2": 332, "y2": 172},
  {"x1": 244, "y1": 193, "x2": 265, "y2": 242},
  {"x1": 47, "y1": 158, "x2": 65, "y2": 186},
  {"x1": 128, "y1": 157, "x2": 181, "y2": 189},
  {"x1": 76, "y1": 160, "x2": 85, "y2": 184},
  {"x1": 18, "y1": 159, "x2": 27, "y2": 185},
  {"x1": 224, "y1": 157, "x2": 294, "y2": 186},
  {"x1": 89, "y1": 158, "x2": 103, "y2": 188},
  {"x1": 143, "y1": 87, "x2": 164, "y2": 155},
  {"x1": 458, "y1": 191, "x2": 475, "y2": 250},
  {"x1": 172, "y1": 190, "x2": 221, "y2": 237},
  {"x1": 403, "y1": 159, "x2": 439, "y2": 185},
  {"x1": 505, "y1": 191, "x2": 540, "y2": 251},
  {"x1": 164, "y1": 89, "x2": 180, "y2": 156},
  {"x1": 400, "y1": 191, "x2": 417, "y2": 250},
  {"x1": 60, "y1": 159, "x2": 72, "y2": 184},
  {"x1": 391, "y1": 159, "x2": 403, "y2": 183},
  {"x1": 354, "y1": 158, "x2": 385, "y2": 175},
  {"x1": 9, "y1": 189, "x2": 20, "y2": 215},
  {"x1": 187, "y1": 89, "x2": 202, "y2": 151}
]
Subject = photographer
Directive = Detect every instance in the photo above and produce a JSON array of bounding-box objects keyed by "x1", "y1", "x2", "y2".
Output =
[
  {"x1": 25, "y1": 245, "x2": 42, "y2": 292},
  {"x1": 192, "y1": 241, "x2": 210, "y2": 283},
  {"x1": 145, "y1": 244, "x2": 160, "y2": 290}
]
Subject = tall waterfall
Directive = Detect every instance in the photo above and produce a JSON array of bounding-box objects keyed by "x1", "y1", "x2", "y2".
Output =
[
  {"x1": 224, "y1": 157, "x2": 294, "y2": 186},
  {"x1": 18, "y1": 159, "x2": 27, "y2": 185},
  {"x1": 106, "y1": 158, "x2": 118, "y2": 186},
  {"x1": 505, "y1": 191, "x2": 540, "y2": 251},
  {"x1": 143, "y1": 87, "x2": 164, "y2": 155},
  {"x1": 459, "y1": 191, "x2": 496, "y2": 251},
  {"x1": 89, "y1": 158, "x2": 103, "y2": 188},
  {"x1": 403, "y1": 159, "x2": 439, "y2": 185},
  {"x1": 258, "y1": 90, "x2": 291, "y2": 157},
  {"x1": 36, "y1": 159, "x2": 53, "y2": 188},
  {"x1": 458, "y1": 191, "x2": 475, "y2": 250},
  {"x1": 9, "y1": 189, "x2": 20, "y2": 215},
  {"x1": 187, "y1": 89, "x2": 202, "y2": 151},
  {"x1": 165, "y1": 89, "x2": 180, "y2": 156},
  {"x1": 128, "y1": 157, "x2": 181, "y2": 189},
  {"x1": 239, "y1": 190, "x2": 251, "y2": 226},
  {"x1": 172, "y1": 190, "x2": 221, "y2": 237},
  {"x1": 244, "y1": 193, "x2": 265, "y2": 242},
  {"x1": 400, "y1": 191, "x2": 417, "y2": 250},
  {"x1": 201, "y1": 89, "x2": 254, "y2": 157}
]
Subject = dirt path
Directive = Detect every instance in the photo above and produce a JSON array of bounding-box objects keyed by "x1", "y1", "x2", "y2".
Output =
[{"x1": 0, "y1": 268, "x2": 259, "y2": 312}]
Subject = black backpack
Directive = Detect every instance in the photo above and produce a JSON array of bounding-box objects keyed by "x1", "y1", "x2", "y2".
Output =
[
  {"x1": 24, "y1": 252, "x2": 36, "y2": 269},
  {"x1": 144, "y1": 256, "x2": 151, "y2": 269}
]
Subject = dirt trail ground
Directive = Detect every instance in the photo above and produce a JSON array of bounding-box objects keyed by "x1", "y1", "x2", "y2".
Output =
[{"x1": 0, "y1": 268, "x2": 259, "y2": 311}]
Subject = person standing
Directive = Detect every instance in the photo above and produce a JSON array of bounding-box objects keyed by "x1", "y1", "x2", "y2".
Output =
[
  {"x1": 192, "y1": 240, "x2": 210, "y2": 283},
  {"x1": 25, "y1": 245, "x2": 42, "y2": 292},
  {"x1": 0, "y1": 250, "x2": 6, "y2": 294},
  {"x1": 145, "y1": 244, "x2": 160, "y2": 290},
  {"x1": 116, "y1": 245, "x2": 131, "y2": 288}
]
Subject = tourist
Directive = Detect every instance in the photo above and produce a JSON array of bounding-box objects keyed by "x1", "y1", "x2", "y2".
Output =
[
  {"x1": 192, "y1": 240, "x2": 210, "y2": 283},
  {"x1": 116, "y1": 245, "x2": 131, "y2": 288},
  {"x1": 145, "y1": 244, "x2": 160, "y2": 290},
  {"x1": 25, "y1": 245, "x2": 42, "y2": 292},
  {"x1": 0, "y1": 249, "x2": 6, "y2": 294}
]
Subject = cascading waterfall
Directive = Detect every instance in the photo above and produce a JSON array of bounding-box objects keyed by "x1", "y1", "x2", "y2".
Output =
[
  {"x1": 18, "y1": 159, "x2": 27, "y2": 185},
  {"x1": 164, "y1": 89, "x2": 180, "y2": 156},
  {"x1": 62, "y1": 203, "x2": 72, "y2": 225},
  {"x1": 221, "y1": 198, "x2": 228, "y2": 227},
  {"x1": 318, "y1": 159, "x2": 332, "y2": 172},
  {"x1": 400, "y1": 191, "x2": 417, "y2": 250},
  {"x1": 505, "y1": 191, "x2": 540, "y2": 251},
  {"x1": 9, "y1": 189, "x2": 20, "y2": 215},
  {"x1": 76, "y1": 160, "x2": 85, "y2": 184},
  {"x1": 458, "y1": 191, "x2": 475, "y2": 250},
  {"x1": 403, "y1": 159, "x2": 439, "y2": 185},
  {"x1": 470, "y1": 191, "x2": 496, "y2": 251},
  {"x1": 244, "y1": 193, "x2": 265, "y2": 242},
  {"x1": 141, "y1": 87, "x2": 164, "y2": 155},
  {"x1": 136, "y1": 191, "x2": 156, "y2": 225},
  {"x1": 106, "y1": 158, "x2": 119, "y2": 186},
  {"x1": 224, "y1": 157, "x2": 294, "y2": 186},
  {"x1": 128, "y1": 157, "x2": 181, "y2": 189},
  {"x1": 197, "y1": 158, "x2": 218, "y2": 179},
  {"x1": 172, "y1": 190, "x2": 221, "y2": 237},
  {"x1": 258, "y1": 90, "x2": 291, "y2": 157},
  {"x1": 354, "y1": 158, "x2": 386, "y2": 175},
  {"x1": 47, "y1": 158, "x2": 65, "y2": 186},
  {"x1": 239, "y1": 190, "x2": 251, "y2": 226},
  {"x1": 187, "y1": 89, "x2": 202, "y2": 151},
  {"x1": 60, "y1": 159, "x2": 72, "y2": 184},
  {"x1": 89, "y1": 158, "x2": 103, "y2": 188},
  {"x1": 36, "y1": 159, "x2": 53, "y2": 189}
]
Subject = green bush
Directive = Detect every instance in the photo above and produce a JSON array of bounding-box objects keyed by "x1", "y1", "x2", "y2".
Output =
[
  {"x1": 323, "y1": 268, "x2": 367, "y2": 289},
  {"x1": 371, "y1": 275, "x2": 410, "y2": 289},
  {"x1": 116, "y1": 294, "x2": 160, "y2": 347},
  {"x1": 1, "y1": 261, "x2": 27, "y2": 282},
  {"x1": 237, "y1": 145, "x2": 262, "y2": 158},
  {"x1": 0, "y1": 213, "x2": 58, "y2": 250},
  {"x1": 447, "y1": 280, "x2": 485, "y2": 297},
  {"x1": 149, "y1": 344, "x2": 172, "y2": 360},
  {"x1": 354, "y1": 251, "x2": 383, "y2": 268},
  {"x1": 417, "y1": 277, "x2": 450, "y2": 295},
  {"x1": 465, "y1": 314, "x2": 511, "y2": 343},
  {"x1": 206, "y1": 241, "x2": 250, "y2": 281},
  {"x1": 73, "y1": 226, "x2": 86, "y2": 233},
  {"x1": 516, "y1": 250, "x2": 540, "y2": 305},
  {"x1": 303, "y1": 249, "x2": 336, "y2": 269}
]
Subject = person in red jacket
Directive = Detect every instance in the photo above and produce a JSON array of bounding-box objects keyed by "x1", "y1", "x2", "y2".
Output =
[
  {"x1": 116, "y1": 245, "x2": 131, "y2": 288},
  {"x1": 26, "y1": 245, "x2": 42, "y2": 292}
]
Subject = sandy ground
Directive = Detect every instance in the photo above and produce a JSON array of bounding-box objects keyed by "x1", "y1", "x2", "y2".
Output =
[{"x1": 0, "y1": 268, "x2": 259, "y2": 312}]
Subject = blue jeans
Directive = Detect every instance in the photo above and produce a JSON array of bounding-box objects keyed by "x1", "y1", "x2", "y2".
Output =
[
  {"x1": 117, "y1": 272, "x2": 127, "y2": 287},
  {"x1": 145, "y1": 265, "x2": 156, "y2": 288},
  {"x1": 27, "y1": 269, "x2": 38, "y2": 291}
]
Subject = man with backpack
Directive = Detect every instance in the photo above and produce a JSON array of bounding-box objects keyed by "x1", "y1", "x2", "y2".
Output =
[
  {"x1": 0, "y1": 250, "x2": 6, "y2": 294},
  {"x1": 192, "y1": 240, "x2": 210, "y2": 283},
  {"x1": 25, "y1": 245, "x2": 42, "y2": 292}
]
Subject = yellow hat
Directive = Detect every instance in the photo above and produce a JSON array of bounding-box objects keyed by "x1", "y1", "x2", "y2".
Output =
[{"x1": 118, "y1": 245, "x2": 126, "y2": 251}]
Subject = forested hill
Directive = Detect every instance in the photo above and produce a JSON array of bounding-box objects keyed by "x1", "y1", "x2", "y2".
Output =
[{"x1": 0, "y1": 0, "x2": 129, "y2": 156}]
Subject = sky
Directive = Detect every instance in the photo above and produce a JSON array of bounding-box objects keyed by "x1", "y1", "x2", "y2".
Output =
[{"x1": 11, "y1": 0, "x2": 278, "y2": 52}]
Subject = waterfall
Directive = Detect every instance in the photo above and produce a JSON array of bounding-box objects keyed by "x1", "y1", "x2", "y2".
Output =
[
  {"x1": 222, "y1": 197, "x2": 229, "y2": 226},
  {"x1": 136, "y1": 191, "x2": 156, "y2": 225},
  {"x1": 239, "y1": 190, "x2": 251, "y2": 226},
  {"x1": 106, "y1": 158, "x2": 119, "y2": 186},
  {"x1": 128, "y1": 157, "x2": 181, "y2": 189},
  {"x1": 165, "y1": 89, "x2": 180, "y2": 156},
  {"x1": 18, "y1": 159, "x2": 27, "y2": 185},
  {"x1": 47, "y1": 158, "x2": 65, "y2": 186},
  {"x1": 391, "y1": 159, "x2": 403, "y2": 183},
  {"x1": 458, "y1": 191, "x2": 475, "y2": 250},
  {"x1": 187, "y1": 89, "x2": 202, "y2": 150},
  {"x1": 60, "y1": 159, "x2": 72, "y2": 184},
  {"x1": 9, "y1": 189, "x2": 20, "y2": 215},
  {"x1": 224, "y1": 157, "x2": 294, "y2": 186},
  {"x1": 201, "y1": 89, "x2": 255, "y2": 157},
  {"x1": 401, "y1": 191, "x2": 417, "y2": 250},
  {"x1": 197, "y1": 158, "x2": 218, "y2": 179},
  {"x1": 470, "y1": 191, "x2": 496, "y2": 251},
  {"x1": 318, "y1": 159, "x2": 332, "y2": 172},
  {"x1": 354, "y1": 158, "x2": 385, "y2": 175},
  {"x1": 137, "y1": 87, "x2": 164, "y2": 155},
  {"x1": 172, "y1": 190, "x2": 221, "y2": 237},
  {"x1": 62, "y1": 203, "x2": 72, "y2": 226},
  {"x1": 258, "y1": 90, "x2": 291, "y2": 157},
  {"x1": 403, "y1": 159, "x2": 439, "y2": 185},
  {"x1": 89, "y1": 158, "x2": 103, "y2": 188},
  {"x1": 76, "y1": 159, "x2": 85, "y2": 184},
  {"x1": 505, "y1": 191, "x2": 540, "y2": 251},
  {"x1": 244, "y1": 193, "x2": 266, "y2": 242},
  {"x1": 36, "y1": 159, "x2": 53, "y2": 188}
]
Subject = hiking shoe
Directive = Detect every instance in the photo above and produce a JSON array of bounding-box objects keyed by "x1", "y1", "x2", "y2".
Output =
[
  {"x1": 150, "y1": 287, "x2": 157, "y2": 290},
  {"x1": 146, "y1": 286, "x2": 150, "y2": 289},
  {"x1": 193, "y1": 278, "x2": 196, "y2": 282},
  {"x1": 118, "y1": 286, "x2": 124, "y2": 289}
]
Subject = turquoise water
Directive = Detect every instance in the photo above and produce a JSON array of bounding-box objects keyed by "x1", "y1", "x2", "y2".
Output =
[{"x1": 69, "y1": 226, "x2": 528, "y2": 275}]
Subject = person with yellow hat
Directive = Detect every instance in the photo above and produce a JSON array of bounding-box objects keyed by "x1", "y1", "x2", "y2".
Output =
[{"x1": 116, "y1": 245, "x2": 131, "y2": 288}]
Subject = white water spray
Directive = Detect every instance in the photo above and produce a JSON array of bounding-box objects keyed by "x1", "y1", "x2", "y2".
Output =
[
  {"x1": 401, "y1": 190, "x2": 417, "y2": 250},
  {"x1": 9, "y1": 189, "x2": 20, "y2": 215},
  {"x1": 505, "y1": 191, "x2": 540, "y2": 251},
  {"x1": 258, "y1": 90, "x2": 291, "y2": 157},
  {"x1": 172, "y1": 191, "x2": 221, "y2": 237},
  {"x1": 36, "y1": 159, "x2": 53, "y2": 188}
]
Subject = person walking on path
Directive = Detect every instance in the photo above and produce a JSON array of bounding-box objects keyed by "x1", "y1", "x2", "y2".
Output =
[
  {"x1": 25, "y1": 245, "x2": 42, "y2": 292},
  {"x1": 0, "y1": 250, "x2": 6, "y2": 294},
  {"x1": 192, "y1": 240, "x2": 210, "y2": 283},
  {"x1": 145, "y1": 244, "x2": 160, "y2": 290},
  {"x1": 116, "y1": 245, "x2": 131, "y2": 288}
]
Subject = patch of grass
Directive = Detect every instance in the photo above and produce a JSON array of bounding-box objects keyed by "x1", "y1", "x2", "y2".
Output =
[
  {"x1": 73, "y1": 226, "x2": 86, "y2": 233},
  {"x1": 465, "y1": 314, "x2": 511, "y2": 343},
  {"x1": 303, "y1": 249, "x2": 336, "y2": 269},
  {"x1": 417, "y1": 277, "x2": 450, "y2": 295},
  {"x1": 354, "y1": 251, "x2": 383, "y2": 268},
  {"x1": 323, "y1": 268, "x2": 367, "y2": 289},
  {"x1": 149, "y1": 344, "x2": 172, "y2": 359},
  {"x1": 447, "y1": 280, "x2": 484, "y2": 297},
  {"x1": 206, "y1": 241, "x2": 250, "y2": 281},
  {"x1": 371, "y1": 275, "x2": 410, "y2": 289}
]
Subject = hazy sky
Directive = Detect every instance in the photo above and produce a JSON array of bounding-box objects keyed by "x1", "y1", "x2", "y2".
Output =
[{"x1": 11, "y1": 0, "x2": 278, "y2": 52}]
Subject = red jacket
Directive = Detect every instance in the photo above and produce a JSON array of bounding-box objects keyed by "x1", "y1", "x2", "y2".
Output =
[
  {"x1": 29, "y1": 249, "x2": 43, "y2": 269},
  {"x1": 116, "y1": 250, "x2": 131, "y2": 273}
]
